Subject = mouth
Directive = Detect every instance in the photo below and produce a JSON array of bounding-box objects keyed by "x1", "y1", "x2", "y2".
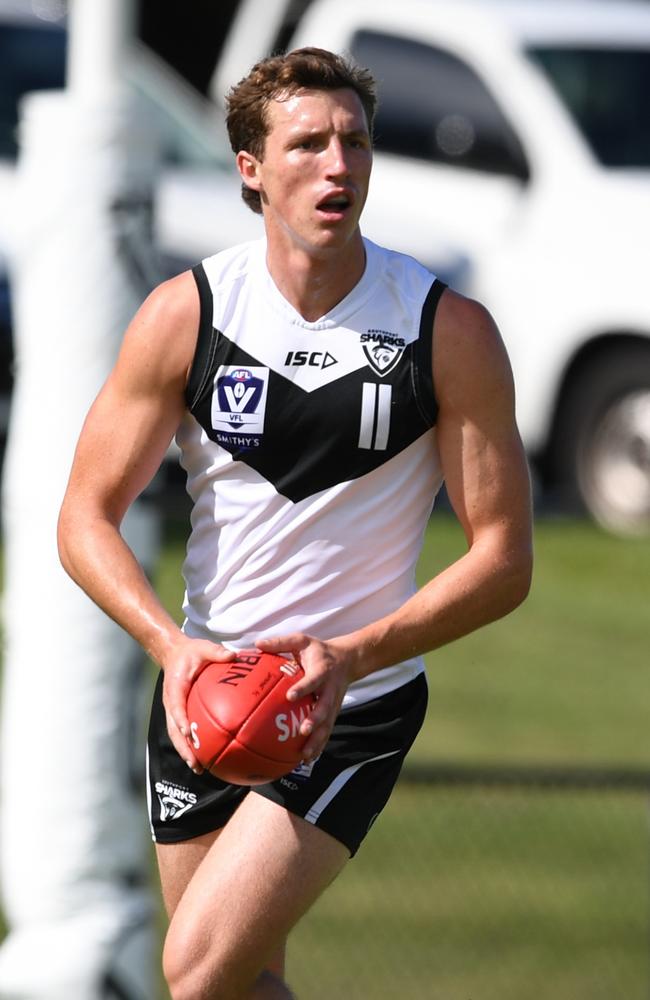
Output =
[{"x1": 316, "y1": 191, "x2": 353, "y2": 217}]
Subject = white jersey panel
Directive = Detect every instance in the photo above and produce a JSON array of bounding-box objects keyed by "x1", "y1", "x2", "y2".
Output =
[
  {"x1": 201, "y1": 238, "x2": 430, "y2": 391},
  {"x1": 176, "y1": 237, "x2": 446, "y2": 707}
]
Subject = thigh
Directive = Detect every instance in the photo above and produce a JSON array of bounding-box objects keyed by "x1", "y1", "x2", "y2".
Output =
[
  {"x1": 156, "y1": 828, "x2": 220, "y2": 918},
  {"x1": 155, "y1": 823, "x2": 295, "y2": 984},
  {"x1": 163, "y1": 793, "x2": 349, "y2": 993}
]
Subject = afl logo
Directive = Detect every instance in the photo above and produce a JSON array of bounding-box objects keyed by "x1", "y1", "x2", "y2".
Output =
[
  {"x1": 216, "y1": 368, "x2": 263, "y2": 427},
  {"x1": 211, "y1": 364, "x2": 270, "y2": 442}
]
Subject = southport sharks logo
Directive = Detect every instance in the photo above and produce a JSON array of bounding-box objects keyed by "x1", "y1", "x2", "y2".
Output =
[
  {"x1": 155, "y1": 780, "x2": 198, "y2": 822},
  {"x1": 361, "y1": 329, "x2": 405, "y2": 376}
]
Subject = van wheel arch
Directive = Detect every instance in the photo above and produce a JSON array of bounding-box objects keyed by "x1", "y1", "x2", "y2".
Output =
[{"x1": 543, "y1": 335, "x2": 650, "y2": 535}]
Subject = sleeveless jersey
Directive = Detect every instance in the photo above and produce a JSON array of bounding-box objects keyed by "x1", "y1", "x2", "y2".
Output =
[{"x1": 176, "y1": 237, "x2": 446, "y2": 707}]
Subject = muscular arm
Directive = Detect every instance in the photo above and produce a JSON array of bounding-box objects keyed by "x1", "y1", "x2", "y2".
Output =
[
  {"x1": 58, "y1": 271, "x2": 233, "y2": 769},
  {"x1": 348, "y1": 290, "x2": 533, "y2": 665},
  {"x1": 261, "y1": 289, "x2": 533, "y2": 757}
]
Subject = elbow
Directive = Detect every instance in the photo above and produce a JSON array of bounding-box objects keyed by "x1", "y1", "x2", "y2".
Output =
[
  {"x1": 57, "y1": 498, "x2": 84, "y2": 582},
  {"x1": 502, "y1": 550, "x2": 533, "y2": 614},
  {"x1": 56, "y1": 506, "x2": 74, "y2": 579}
]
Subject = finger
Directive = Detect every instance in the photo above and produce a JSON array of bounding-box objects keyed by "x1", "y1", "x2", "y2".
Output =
[
  {"x1": 295, "y1": 685, "x2": 334, "y2": 752},
  {"x1": 203, "y1": 645, "x2": 237, "y2": 662},
  {"x1": 256, "y1": 634, "x2": 308, "y2": 655},
  {"x1": 167, "y1": 714, "x2": 203, "y2": 774},
  {"x1": 300, "y1": 686, "x2": 344, "y2": 757},
  {"x1": 299, "y1": 692, "x2": 331, "y2": 733},
  {"x1": 287, "y1": 672, "x2": 323, "y2": 701},
  {"x1": 163, "y1": 669, "x2": 195, "y2": 738},
  {"x1": 167, "y1": 686, "x2": 191, "y2": 739},
  {"x1": 190, "y1": 652, "x2": 236, "y2": 690},
  {"x1": 301, "y1": 721, "x2": 331, "y2": 762}
]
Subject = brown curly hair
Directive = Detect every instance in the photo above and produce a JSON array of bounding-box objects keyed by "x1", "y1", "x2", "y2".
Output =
[{"x1": 226, "y1": 47, "x2": 377, "y2": 214}]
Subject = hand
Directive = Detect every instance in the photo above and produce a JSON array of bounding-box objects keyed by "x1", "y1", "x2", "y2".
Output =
[
  {"x1": 256, "y1": 633, "x2": 354, "y2": 762},
  {"x1": 160, "y1": 638, "x2": 236, "y2": 773}
]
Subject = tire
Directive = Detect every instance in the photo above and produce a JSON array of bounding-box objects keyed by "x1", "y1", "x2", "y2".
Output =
[{"x1": 553, "y1": 347, "x2": 650, "y2": 536}]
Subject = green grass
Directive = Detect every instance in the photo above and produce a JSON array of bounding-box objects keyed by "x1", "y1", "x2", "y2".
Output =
[
  {"x1": 3, "y1": 510, "x2": 648, "y2": 997},
  {"x1": 289, "y1": 782, "x2": 649, "y2": 999},
  {"x1": 150, "y1": 511, "x2": 650, "y2": 998},
  {"x1": 411, "y1": 511, "x2": 650, "y2": 768}
]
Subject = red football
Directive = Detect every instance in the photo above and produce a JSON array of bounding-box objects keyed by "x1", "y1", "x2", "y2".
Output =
[{"x1": 186, "y1": 651, "x2": 317, "y2": 785}]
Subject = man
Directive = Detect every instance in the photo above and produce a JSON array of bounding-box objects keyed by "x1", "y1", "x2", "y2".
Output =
[{"x1": 58, "y1": 47, "x2": 533, "y2": 1000}]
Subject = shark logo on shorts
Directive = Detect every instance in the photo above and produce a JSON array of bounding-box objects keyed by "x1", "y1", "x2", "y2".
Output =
[{"x1": 155, "y1": 780, "x2": 198, "y2": 822}]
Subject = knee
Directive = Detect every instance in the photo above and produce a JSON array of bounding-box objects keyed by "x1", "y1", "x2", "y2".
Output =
[
  {"x1": 162, "y1": 927, "x2": 245, "y2": 1000},
  {"x1": 163, "y1": 949, "x2": 291, "y2": 1000},
  {"x1": 162, "y1": 943, "x2": 197, "y2": 1000},
  {"x1": 162, "y1": 932, "x2": 219, "y2": 1000}
]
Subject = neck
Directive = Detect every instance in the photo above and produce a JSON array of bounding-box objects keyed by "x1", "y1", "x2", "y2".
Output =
[{"x1": 265, "y1": 231, "x2": 366, "y2": 322}]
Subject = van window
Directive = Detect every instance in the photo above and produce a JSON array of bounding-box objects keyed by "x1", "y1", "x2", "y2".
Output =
[
  {"x1": 528, "y1": 46, "x2": 650, "y2": 168},
  {"x1": 0, "y1": 24, "x2": 66, "y2": 159},
  {"x1": 351, "y1": 29, "x2": 529, "y2": 180}
]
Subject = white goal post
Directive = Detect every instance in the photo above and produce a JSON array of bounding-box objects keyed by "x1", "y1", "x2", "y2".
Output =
[{"x1": 0, "y1": 2, "x2": 162, "y2": 996}]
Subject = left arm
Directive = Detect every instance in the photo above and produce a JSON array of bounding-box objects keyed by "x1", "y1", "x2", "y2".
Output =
[{"x1": 260, "y1": 289, "x2": 533, "y2": 759}]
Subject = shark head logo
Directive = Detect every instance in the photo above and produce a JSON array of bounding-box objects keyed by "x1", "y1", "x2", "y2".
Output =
[{"x1": 363, "y1": 341, "x2": 404, "y2": 376}]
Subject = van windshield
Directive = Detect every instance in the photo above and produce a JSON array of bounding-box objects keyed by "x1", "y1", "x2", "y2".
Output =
[
  {"x1": 528, "y1": 46, "x2": 650, "y2": 168},
  {"x1": 0, "y1": 23, "x2": 66, "y2": 159}
]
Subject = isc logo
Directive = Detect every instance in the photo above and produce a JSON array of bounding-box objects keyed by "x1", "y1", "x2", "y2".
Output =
[
  {"x1": 284, "y1": 350, "x2": 337, "y2": 369},
  {"x1": 275, "y1": 706, "x2": 310, "y2": 742}
]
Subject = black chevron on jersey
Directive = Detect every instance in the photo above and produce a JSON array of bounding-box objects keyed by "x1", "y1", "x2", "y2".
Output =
[{"x1": 187, "y1": 270, "x2": 445, "y2": 504}]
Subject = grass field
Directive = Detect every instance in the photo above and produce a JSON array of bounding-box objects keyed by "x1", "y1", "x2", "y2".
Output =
[
  {"x1": 2, "y1": 508, "x2": 649, "y2": 997},
  {"x1": 150, "y1": 509, "x2": 650, "y2": 998},
  {"x1": 412, "y1": 511, "x2": 650, "y2": 768},
  {"x1": 289, "y1": 783, "x2": 649, "y2": 999}
]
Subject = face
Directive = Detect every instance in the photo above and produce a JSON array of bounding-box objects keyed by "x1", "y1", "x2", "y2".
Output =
[{"x1": 237, "y1": 87, "x2": 373, "y2": 256}]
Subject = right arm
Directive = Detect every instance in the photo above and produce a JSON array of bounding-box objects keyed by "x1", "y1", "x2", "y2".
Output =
[{"x1": 57, "y1": 271, "x2": 234, "y2": 770}]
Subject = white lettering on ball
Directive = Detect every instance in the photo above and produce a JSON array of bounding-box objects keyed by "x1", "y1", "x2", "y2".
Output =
[{"x1": 275, "y1": 707, "x2": 308, "y2": 742}]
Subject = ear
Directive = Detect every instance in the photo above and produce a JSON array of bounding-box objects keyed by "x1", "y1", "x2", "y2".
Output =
[{"x1": 236, "y1": 150, "x2": 263, "y2": 195}]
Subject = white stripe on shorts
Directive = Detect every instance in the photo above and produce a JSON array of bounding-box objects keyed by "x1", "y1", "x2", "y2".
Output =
[
  {"x1": 145, "y1": 744, "x2": 155, "y2": 841},
  {"x1": 305, "y1": 749, "x2": 400, "y2": 825}
]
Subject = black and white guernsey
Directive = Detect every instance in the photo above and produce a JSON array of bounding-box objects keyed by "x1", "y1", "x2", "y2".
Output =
[{"x1": 176, "y1": 237, "x2": 447, "y2": 708}]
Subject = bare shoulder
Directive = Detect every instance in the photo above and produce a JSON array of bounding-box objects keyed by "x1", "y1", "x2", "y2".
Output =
[
  {"x1": 134, "y1": 268, "x2": 199, "y2": 331},
  {"x1": 432, "y1": 287, "x2": 515, "y2": 414},
  {"x1": 115, "y1": 269, "x2": 200, "y2": 391}
]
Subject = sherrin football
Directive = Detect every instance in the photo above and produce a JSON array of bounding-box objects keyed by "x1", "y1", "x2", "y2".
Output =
[{"x1": 186, "y1": 651, "x2": 317, "y2": 785}]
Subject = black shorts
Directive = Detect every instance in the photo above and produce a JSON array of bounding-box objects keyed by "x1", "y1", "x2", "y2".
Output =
[{"x1": 146, "y1": 671, "x2": 427, "y2": 857}]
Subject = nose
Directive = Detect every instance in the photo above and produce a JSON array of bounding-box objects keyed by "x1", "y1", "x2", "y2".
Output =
[{"x1": 324, "y1": 137, "x2": 350, "y2": 179}]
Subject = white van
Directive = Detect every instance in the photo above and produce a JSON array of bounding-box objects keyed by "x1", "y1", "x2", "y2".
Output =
[
  {"x1": 193, "y1": 0, "x2": 650, "y2": 535},
  {"x1": 3, "y1": 0, "x2": 650, "y2": 534}
]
